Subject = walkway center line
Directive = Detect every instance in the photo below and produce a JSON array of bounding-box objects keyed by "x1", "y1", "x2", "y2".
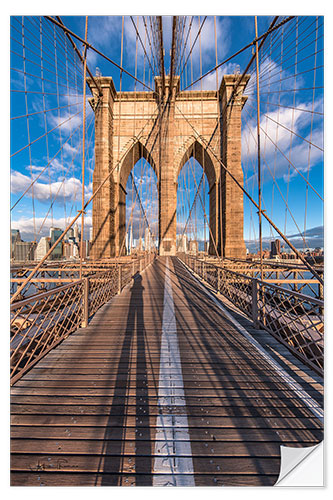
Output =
[{"x1": 153, "y1": 257, "x2": 195, "y2": 487}]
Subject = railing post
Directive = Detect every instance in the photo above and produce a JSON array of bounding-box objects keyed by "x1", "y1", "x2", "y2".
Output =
[
  {"x1": 132, "y1": 260, "x2": 135, "y2": 277},
  {"x1": 81, "y1": 277, "x2": 89, "y2": 328},
  {"x1": 294, "y1": 271, "x2": 298, "y2": 293},
  {"x1": 118, "y1": 265, "x2": 122, "y2": 294},
  {"x1": 251, "y1": 278, "x2": 259, "y2": 327},
  {"x1": 217, "y1": 267, "x2": 221, "y2": 294},
  {"x1": 319, "y1": 282, "x2": 324, "y2": 315},
  {"x1": 202, "y1": 260, "x2": 206, "y2": 281},
  {"x1": 140, "y1": 257, "x2": 143, "y2": 273}
]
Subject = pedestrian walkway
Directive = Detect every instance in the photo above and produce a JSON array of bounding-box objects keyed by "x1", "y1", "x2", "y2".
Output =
[{"x1": 11, "y1": 257, "x2": 323, "y2": 486}]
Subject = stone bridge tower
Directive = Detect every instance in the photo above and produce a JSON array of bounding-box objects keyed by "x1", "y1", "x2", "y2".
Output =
[{"x1": 87, "y1": 73, "x2": 250, "y2": 259}]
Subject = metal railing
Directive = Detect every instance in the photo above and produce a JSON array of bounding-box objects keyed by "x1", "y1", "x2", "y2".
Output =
[
  {"x1": 193, "y1": 253, "x2": 323, "y2": 299},
  {"x1": 10, "y1": 252, "x2": 156, "y2": 384},
  {"x1": 179, "y1": 254, "x2": 324, "y2": 376}
]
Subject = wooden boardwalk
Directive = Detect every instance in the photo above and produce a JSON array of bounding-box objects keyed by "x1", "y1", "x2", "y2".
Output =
[{"x1": 11, "y1": 257, "x2": 323, "y2": 487}]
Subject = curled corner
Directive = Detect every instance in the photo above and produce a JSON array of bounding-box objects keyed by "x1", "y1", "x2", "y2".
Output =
[{"x1": 275, "y1": 442, "x2": 324, "y2": 487}]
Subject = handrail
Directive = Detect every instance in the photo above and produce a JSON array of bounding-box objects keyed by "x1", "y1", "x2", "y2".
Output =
[
  {"x1": 178, "y1": 253, "x2": 323, "y2": 376},
  {"x1": 194, "y1": 257, "x2": 324, "y2": 305},
  {"x1": 10, "y1": 280, "x2": 83, "y2": 309},
  {"x1": 10, "y1": 252, "x2": 156, "y2": 384}
]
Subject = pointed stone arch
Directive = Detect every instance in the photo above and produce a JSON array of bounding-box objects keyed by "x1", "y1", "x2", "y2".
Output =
[
  {"x1": 119, "y1": 141, "x2": 158, "y2": 189},
  {"x1": 176, "y1": 139, "x2": 220, "y2": 255},
  {"x1": 118, "y1": 141, "x2": 158, "y2": 255}
]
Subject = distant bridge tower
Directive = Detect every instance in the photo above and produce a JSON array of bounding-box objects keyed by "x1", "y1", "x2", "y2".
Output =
[{"x1": 87, "y1": 73, "x2": 250, "y2": 259}]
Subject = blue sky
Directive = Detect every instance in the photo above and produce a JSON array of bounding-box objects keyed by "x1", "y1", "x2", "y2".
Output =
[{"x1": 10, "y1": 15, "x2": 324, "y2": 251}]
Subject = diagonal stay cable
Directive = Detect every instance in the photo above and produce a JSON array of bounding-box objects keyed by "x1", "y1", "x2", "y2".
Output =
[
  {"x1": 180, "y1": 16, "x2": 294, "y2": 93},
  {"x1": 174, "y1": 102, "x2": 323, "y2": 284},
  {"x1": 45, "y1": 16, "x2": 155, "y2": 93},
  {"x1": 130, "y1": 16, "x2": 156, "y2": 77},
  {"x1": 178, "y1": 16, "x2": 207, "y2": 82},
  {"x1": 11, "y1": 111, "x2": 92, "y2": 210},
  {"x1": 10, "y1": 108, "x2": 84, "y2": 159}
]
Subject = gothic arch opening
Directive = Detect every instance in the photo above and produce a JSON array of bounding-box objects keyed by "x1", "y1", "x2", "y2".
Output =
[
  {"x1": 176, "y1": 141, "x2": 219, "y2": 256},
  {"x1": 176, "y1": 139, "x2": 217, "y2": 189},
  {"x1": 119, "y1": 142, "x2": 158, "y2": 255}
]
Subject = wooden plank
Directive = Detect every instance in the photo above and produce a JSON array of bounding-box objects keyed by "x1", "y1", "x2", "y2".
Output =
[
  {"x1": 10, "y1": 401, "x2": 322, "y2": 422},
  {"x1": 11, "y1": 439, "x2": 284, "y2": 457},
  {"x1": 10, "y1": 412, "x2": 322, "y2": 430},
  {"x1": 11, "y1": 425, "x2": 322, "y2": 442},
  {"x1": 10, "y1": 471, "x2": 278, "y2": 486},
  {"x1": 11, "y1": 453, "x2": 281, "y2": 474}
]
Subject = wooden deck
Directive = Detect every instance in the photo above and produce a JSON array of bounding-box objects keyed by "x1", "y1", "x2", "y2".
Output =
[{"x1": 10, "y1": 256, "x2": 323, "y2": 487}]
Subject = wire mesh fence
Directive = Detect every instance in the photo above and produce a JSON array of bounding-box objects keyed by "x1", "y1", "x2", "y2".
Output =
[
  {"x1": 179, "y1": 253, "x2": 323, "y2": 375},
  {"x1": 10, "y1": 252, "x2": 156, "y2": 384}
]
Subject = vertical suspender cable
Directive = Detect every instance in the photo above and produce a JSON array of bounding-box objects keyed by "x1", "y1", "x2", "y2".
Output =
[
  {"x1": 255, "y1": 16, "x2": 263, "y2": 279},
  {"x1": 304, "y1": 17, "x2": 318, "y2": 256},
  {"x1": 198, "y1": 16, "x2": 206, "y2": 253},
  {"x1": 117, "y1": 16, "x2": 124, "y2": 167},
  {"x1": 39, "y1": 17, "x2": 53, "y2": 228},
  {"x1": 79, "y1": 16, "x2": 88, "y2": 278},
  {"x1": 285, "y1": 18, "x2": 298, "y2": 240},
  {"x1": 22, "y1": 17, "x2": 37, "y2": 245},
  {"x1": 214, "y1": 16, "x2": 223, "y2": 261}
]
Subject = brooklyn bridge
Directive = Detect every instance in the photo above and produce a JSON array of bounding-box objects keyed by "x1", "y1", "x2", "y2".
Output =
[{"x1": 10, "y1": 15, "x2": 324, "y2": 486}]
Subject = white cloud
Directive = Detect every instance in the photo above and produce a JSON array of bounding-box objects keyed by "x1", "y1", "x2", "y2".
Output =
[
  {"x1": 63, "y1": 142, "x2": 80, "y2": 157},
  {"x1": 242, "y1": 94, "x2": 323, "y2": 184},
  {"x1": 48, "y1": 110, "x2": 82, "y2": 133},
  {"x1": 11, "y1": 170, "x2": 92, "y2": 204}
]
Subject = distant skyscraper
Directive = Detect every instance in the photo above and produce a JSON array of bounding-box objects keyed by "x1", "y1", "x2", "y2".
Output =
[
  {"x1": 49, "y1": 227, "x2": 63, "y2": 259},
  {"x1": 11, "y1": 229, "x2": 21, "y2": 258},
  {"x1": 35, "y1": 237, "x2": 50, "y2": 261},
  {"x1": 177, "y1": 234, "x2": 187, "y2": 253},
  {"x1": 14, "y1": 241, "x2": 36, "y2": 262},
  {"x1": 270, "y1": 239, "x2": 281, "y2": 258},
  {"x1": 145, "y1": 227, "x2": 152, "y2": 251},
  {"x1": 189, "y1": 240, "x2": 198, "y2": 255},
  {"x1": 138, "y1": 237, "x2": 143, "y2": 252},
  {"x1": 129, "y1": 225, "x2": 133, "y2": 254},
  {"x1": 73, "y1": 223, "x2": 80, "y2": 242}
]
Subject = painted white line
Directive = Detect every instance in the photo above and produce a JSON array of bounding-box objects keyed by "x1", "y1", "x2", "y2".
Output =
[
  {"x1": 179, "y1": 258, "x2": 324, "y2": 424},
  {"x1": 153, "y1": 257, "x2": 195, "y2": 487}
]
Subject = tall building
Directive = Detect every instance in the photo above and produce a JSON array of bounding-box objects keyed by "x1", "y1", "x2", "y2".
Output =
[
  {"x1": 67, "y1": 227, "x2": 74, "y2": 240},
  {"x1": 125, "y1": 231, "x2": 130, "y2": 255},
  {"x1": 35, "y1": 237, "x2": 50, "y2": 261},
  {"x1": 73, "y1": 223, "x2": 80, "y2": 243},
  {"x1": 177, "y1": 234, "x2": 187, "y2": 253},
  {"x1": 145, "y1": 227, "x2": 152, "y2": 251},
  {"x1": 63, "y1": 240, "x2": 80, "y2": 260},
  {"x1": 189, "y1": 240, "x2": 198, "y2": 255},
  {"x1": 49, "y1": 227, "x2": 63, "y2": 260},
  {"x1": 11, "y1": 229, "x2": 21, "y2": 258},
  {"x1": 63, "y1": 241, "x2": 71, "y2": 260},
  {"x1": 14, "y1": 241, "x2": 36, "y2": 262},
  {"x1": 137, "y1": 237, "x2": 143, "y2": 252},
  {"x1": 270, "y1": 239, "x2": 281, "y2": 258},
  {"x1": 129, "y1": 225, "x2": 133, "y2": 254}
]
